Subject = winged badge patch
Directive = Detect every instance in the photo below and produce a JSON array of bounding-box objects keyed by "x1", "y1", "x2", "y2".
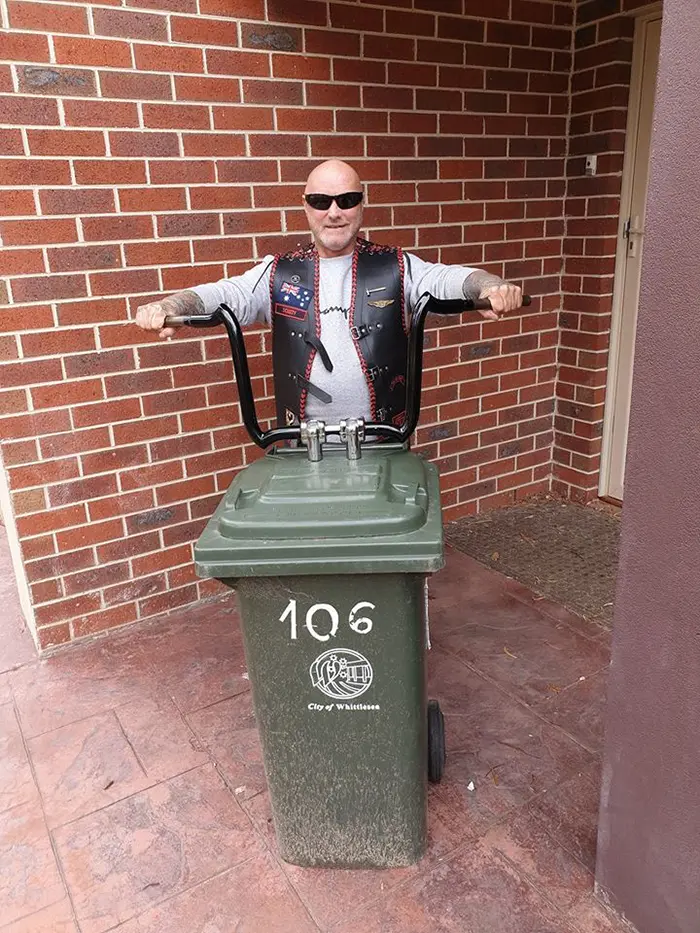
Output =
[{"x1": 367, "y1": 299, "x2": 395, "y2": 308}]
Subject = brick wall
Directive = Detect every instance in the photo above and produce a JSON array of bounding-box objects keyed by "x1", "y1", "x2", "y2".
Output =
[
  {"x1": 554, "y1": 0, "x2": 646, "y2": 501},
  {"x1": 0, "y1": 0, "x2": 573, "y2": 648}
]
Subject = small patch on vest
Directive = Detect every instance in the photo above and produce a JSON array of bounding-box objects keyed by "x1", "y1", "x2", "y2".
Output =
[
  {"x1": 274, "y1": 302, "x2": 308, "y2": 321},
  {"x1": 285, "y1": 408, "x2": 297, "y2": 426},
  {"x1": 290, "y1": 274, "x2": 301, "y2": 284},
  {"x1": 280, "y1": 281, "x2": 312, "y2": 310},
  {"x1": 368, "y1": 298, "x2": 395, "y2": 308}
]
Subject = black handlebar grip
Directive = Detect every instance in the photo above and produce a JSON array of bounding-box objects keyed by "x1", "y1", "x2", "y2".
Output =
[{"x1": 426, "y1": 295, "x2": 532, "y2": 314}]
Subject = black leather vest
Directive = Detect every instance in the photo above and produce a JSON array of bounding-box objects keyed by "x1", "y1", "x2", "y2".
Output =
[{"x1": 270, "y1": 238, "x2": 409, "y2": 428}]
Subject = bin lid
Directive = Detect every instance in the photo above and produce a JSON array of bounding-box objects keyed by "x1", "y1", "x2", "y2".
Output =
[{"x1": 194, "y1": 445, "x2": 444, "y2": 578}]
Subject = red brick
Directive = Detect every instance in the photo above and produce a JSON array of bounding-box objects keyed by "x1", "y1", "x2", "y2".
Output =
[
  {"x1": 0, "y1": 439, "x2": 38, "y2": 466},
  {"x1": 63, "y1": 348, "x2": 134, "y2": 379},
  {"x1": 74, "y1": 159, "x2": 146, "y2": 185},
  {"x1": 267, "y1": 0, "x2": 326, "y2": 25},
  {"x1": 118, "y1": 187, "x2": 187, "y2": 213},
  {"x1": 91, "y1": 268, "x2": 159, "y2": 299},
  {"x1": 64, "y1": 562, "x2": 131, "y2": 597},
  {"x1": 242, "y1": 79, "x2": 303, "y2": 105},
  {"x1": 278, "y1": 107, "x2": 333, "y2": 133},
  {"x1": 386, "y1": 9, "x2": 436, "y2": 36},
  {"x1": 0, "y1": 190, "x2": 36, "y2": 217},
  {"x1": 139, "y1": 583, "x2": 198, "y2": 616},
  {"x1": 54, "y1": 36, "x2": 131, "y2": 68},
  {"x1": 39, "y1": 188, "x2": 115, "y2": 216},
  {"x1": 0, "y1": 31, "x2": 50, "y2": 61},
  {"x1": 87, "y1": 488, "x2": 154, "y2": 523},
  {"x1": 310, "y1": 134, "x2": 362, "y2": 158},
  {"x1": 82, "y1": 215, "x2": 153, "y2": 242},
  {"x1": 199, "y1": 0, "x2": 264, "y2": 13},
  {"x1": 99, "y1": 70, "x2": 172, "y2": 101},
  {"x1": 416, "y1": 88, "x2": 462, "y2": 111},
  {"x1": 103, "y1": 571, "x2": 166, "y2": 607},
  {"x1": 93, "y1": 7, "x2": 167, "y2": 40},
  {"x1": 64, "y1": 98, "x2": 139, "y2": 127},
  {"x1": 0, "y1": 127, "x2": 21, "y2": 155},
  {"x1": 143, "y1": 103, "x2": 210, "y2": 130},
  {"x1": 141, "y1": 387, "x2": 206, "y2": 417},
  {"x1": 1, "y1": 218, "x2": 75, "y2": 247},
  {"x1": 134, "y1": 542, "x2": 191, "y2": 576},
  {"x1": 0, "y1": 157, "x2": 70, "y2": 187},
  {"x1": 35, "y1": 594, "x2": 102, "y2": 627},
  {"x1": 306, "y1": 82, "x2": 361, "y2": 107},
  {"x1": 175, "y1": 76, "x2": 242, "y2": 104},
  {"x1": 21, "y1": 536, "x2": 56, "y2": 560},
  {"x1": 213, "y1": 105, "x2": 272, "y2": 130},
  {"x1": 247, "y1": 23, "x2": 306, "y2": 55},
  {"x1": 207, "y1": 48, "x2": 270, "y2": 78},
  {"x1": 155, "y1": 473, "x2": 215, "y2": 508},
  {"x1": 134, "y1": 43, "x2": 204, "y2": 74},
  {"x1": 32, "y1": 377, "x2": 104, "y2": 410},
  {"x1": 389, "y1": 62, "x2": 438, "y2": 88},
  {"x1": 11, "y1": 274, "x2": 87, "y2": 304},
  {"x1": 149, "y1": 159, "x2": 215, "y2": 184},
  {"x1": 81, "y1": 445, "x2": 149, "y2": 476},
  {"x1": 305, "y1": 28, "x2": 360, "y2": 56},
  {"x1": 111, "y1": 415, "x2": 179, "y2": 447},
  {"x1": 274, "y1": 54, "x2": 330, "y2": 81},
  {"x1": 330, "y1": 3, "x2": 383, "y2": 31},
  {"x1": 48, "y1": 244, "x2": 121, "y2": 273},
  {"x1": 17, "y1": 64, "x2": 96, "y2": 96},
  {"x1": 14, "y1": 501, "x2": 84, "y2": 535},
  {"x1": 40, "y1": 427, "x2": 110, "y2": 460},
  {"x1": 119, "y1": 460, "x2": 183, "y2": 492},
  {"x1": 70, "y1": 398, "x2": 141, "y2": 430},
  {"x1": 172, "y1": 14, "x2": 241, "y2": 46},
  {"x1": 1, "y1": 249, "x2": 45, "y2": 276},
  {"x1": 109, "y1": 131, "x2": 179, "y2": 157},
  {"x1": 249, "y1": 133, "x2": 308, "y2": 156},
  {"x1": 10, "y1": 457, "x2": 80, "y2": 490},
  {"x1": 0, "y1": 389, "x2": 27, "y2": 415},
  {"x1": 8, "y1": 1, "x2": 89, "y2": 33},
  {"x1": 183, "y1": 133, "x2": 246, "y2": 157},
  {"x1": 26, "y1": 550, "x2": 95, "y2": 584},
  {"x1": 72, "y1": 604, "x2": 138, "y2": 639},
  {"x1": 125, "y1": 239, "x2": 191, "y2": 266},
  {"x1": 191, "y1": 236, "x2": 253, "y2": 262}
]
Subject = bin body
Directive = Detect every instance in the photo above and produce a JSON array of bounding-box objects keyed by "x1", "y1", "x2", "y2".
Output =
[
  {"x1": 195, "y1": 444, "x2": 444, "y2": 868},
  {"x1": 236, "y1": 573, "x2": 427, "y2": 867}
]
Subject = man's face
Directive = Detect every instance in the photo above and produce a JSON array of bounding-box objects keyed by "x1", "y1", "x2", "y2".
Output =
[{"x1": 303, "y1": 186, "x2": 364, "y2": 257}]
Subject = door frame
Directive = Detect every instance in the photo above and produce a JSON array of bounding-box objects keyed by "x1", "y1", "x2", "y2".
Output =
[{"x1": 599, "y1": 3, "x2": 663, "y2": 501}]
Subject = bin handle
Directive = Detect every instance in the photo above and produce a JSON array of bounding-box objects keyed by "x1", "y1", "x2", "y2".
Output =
[{"x1": 164, "y1": 293, "x2": 532, "y2": 449}]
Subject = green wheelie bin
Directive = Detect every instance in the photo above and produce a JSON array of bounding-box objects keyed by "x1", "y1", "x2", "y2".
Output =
[{"x1": 164, "y1": 292, "x2": 524, "y2": 868}]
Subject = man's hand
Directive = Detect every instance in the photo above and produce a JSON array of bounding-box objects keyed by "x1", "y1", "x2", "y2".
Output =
[
  {"x1": 477, "y1": 281, "x2": 523, "y2": 322},
  {"x1": 463, "y1": 271, "x2": 523, "y2": 321},
  {"x1": 134, "y1": 290, "x2": 205, "y2": 339}
]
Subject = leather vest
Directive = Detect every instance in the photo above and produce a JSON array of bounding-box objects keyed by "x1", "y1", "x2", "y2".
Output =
[{"x1": 270, "y1": 238, "x2": 408, "y2": 428}]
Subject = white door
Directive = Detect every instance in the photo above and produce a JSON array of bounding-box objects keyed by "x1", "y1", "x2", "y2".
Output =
[{"x1": 600, "y1": 14, "x2": 662, "y2": 502}]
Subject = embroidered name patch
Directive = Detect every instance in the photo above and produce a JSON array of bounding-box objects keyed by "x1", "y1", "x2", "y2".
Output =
[{"x1": 275, "y1": 303, "x2": 308, "y2": 321}]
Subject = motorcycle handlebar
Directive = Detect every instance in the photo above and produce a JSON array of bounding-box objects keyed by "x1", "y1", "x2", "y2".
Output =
[{"x1": 164, "y1": 292, "x2": 533, "y2": 449}]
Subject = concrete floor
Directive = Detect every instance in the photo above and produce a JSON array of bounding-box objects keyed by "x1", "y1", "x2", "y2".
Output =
[{"x1": 0, "y1": 539, "x2": 628, "y2": 933}]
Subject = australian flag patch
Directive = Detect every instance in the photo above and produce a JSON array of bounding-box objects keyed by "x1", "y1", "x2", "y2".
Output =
[{"x1": 274, "y1": 281, "x2": 313, "y2": 321}]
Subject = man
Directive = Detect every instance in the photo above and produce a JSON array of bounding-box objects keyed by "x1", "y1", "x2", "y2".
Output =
[{"x1": 135, "y1": 159, "x2": 523, "y2": 428}]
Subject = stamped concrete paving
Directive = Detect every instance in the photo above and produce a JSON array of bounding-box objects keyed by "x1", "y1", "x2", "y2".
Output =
[{"x1": 0, "y1": 542, "x2": 630, "y2": 932}]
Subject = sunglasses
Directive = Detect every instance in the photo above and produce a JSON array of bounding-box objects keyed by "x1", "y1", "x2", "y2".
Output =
[{"x1": 304, "y1": 191, "x2": 364, "y2": 211}]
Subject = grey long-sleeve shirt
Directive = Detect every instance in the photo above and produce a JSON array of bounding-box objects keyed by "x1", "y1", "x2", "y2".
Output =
[{"x1": 191, "y1": 251, "x2": 476, "y2": 423}]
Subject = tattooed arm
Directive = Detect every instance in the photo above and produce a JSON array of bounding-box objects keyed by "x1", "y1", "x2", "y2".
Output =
[
  {"x1": 134, "y1": 290, "x2": 206, "y2": 340},
  {"x1": 463, "y1": 270, "x2": 523, "y2": 321}
]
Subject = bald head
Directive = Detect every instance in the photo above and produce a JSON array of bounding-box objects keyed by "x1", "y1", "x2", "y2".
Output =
[
  {"x1": 303, "y1": 160, "x2": 364, "y2": 258},
  {"x1": 304, "y1": 159, "x2": 362, "y2": 195}
]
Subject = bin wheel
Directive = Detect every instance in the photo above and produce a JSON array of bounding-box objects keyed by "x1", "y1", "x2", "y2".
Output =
[{"x1": 427, "y1": 699, "x2": 446, "y2": 784}]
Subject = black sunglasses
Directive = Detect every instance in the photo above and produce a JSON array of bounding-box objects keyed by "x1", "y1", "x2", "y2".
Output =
[{"x1": 304, "y1": 191, "x2": 364, "y2": 211}]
